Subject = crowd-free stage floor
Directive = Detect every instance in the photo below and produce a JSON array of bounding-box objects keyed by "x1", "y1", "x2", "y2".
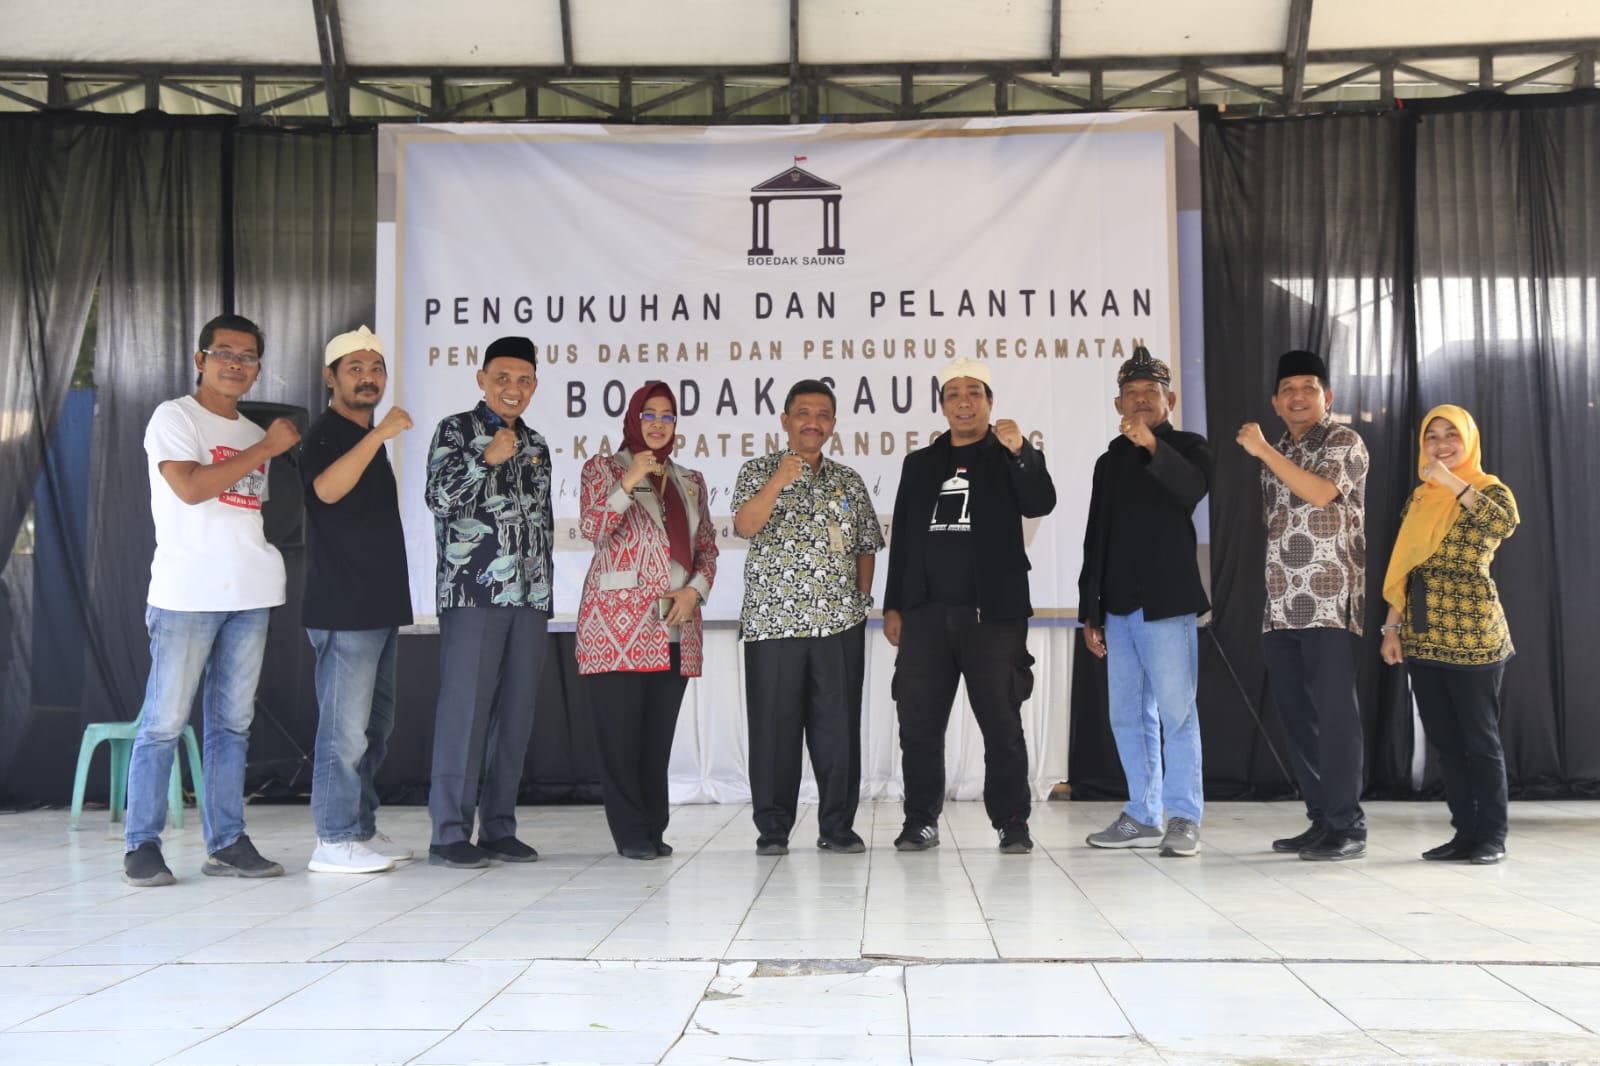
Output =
[{"x1": 2, "y1": 799, "x2": 1598, "y2": 1065}]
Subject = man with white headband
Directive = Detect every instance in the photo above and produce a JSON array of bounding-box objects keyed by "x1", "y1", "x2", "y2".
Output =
[
  {"x1": 882, "y1": 358, "x2": 1056, "y2": 855},
  {"x1": 301, "y1": 325, "x2": 415, "y2": 874}
]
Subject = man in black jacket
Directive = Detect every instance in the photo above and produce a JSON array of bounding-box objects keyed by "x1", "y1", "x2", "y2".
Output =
[
  {"x1": 1079, "y1": 346, "x2": 1211, "y2": 857},
  {"x1": 883, "y1": 359, "x2": 1056, "y2": 854}
]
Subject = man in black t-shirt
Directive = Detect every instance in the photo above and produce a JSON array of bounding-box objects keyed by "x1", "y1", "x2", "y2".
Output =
[
  {"x1": 300, "y1": 326, "x2": 415, "y2": 875},
  {"x1": 883, "y1": 359, "x2": 1056, "y2": 854}
]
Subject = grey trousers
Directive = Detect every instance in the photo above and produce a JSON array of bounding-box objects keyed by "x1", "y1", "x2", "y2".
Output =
[{"x1": 428, "y1": 606, "x2": 548, "y2": 846}]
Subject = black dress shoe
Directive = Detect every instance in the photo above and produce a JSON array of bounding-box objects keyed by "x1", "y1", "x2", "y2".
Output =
[
  {"x1": 428, "y1": 841, "x2": 491, "y2": 869},
  {"x1": 1272, "y1": 825, "x2": 1329, "y2": 853},
  {"x1": 653, "y1": 841, "x2": 673, "y2": 857},
  {"x1": 1300, "y1": 835, "x2": 1367, "y2": 862},
  {"x1": 755, "y1": 836, "x2": 789, "y2": 856},
  {"x1": 1470, "y1": 842, "x2": 1507, "y2": 865},
  {"x1": 477, "y1": 836, "x2": 539, "y2": 863},
  {"x1": 618, "y1": 845, "x2": 658, "y2": 861},
  {"x1": 1421, "y1": 838, "x2": 1474, "y2": 862}
]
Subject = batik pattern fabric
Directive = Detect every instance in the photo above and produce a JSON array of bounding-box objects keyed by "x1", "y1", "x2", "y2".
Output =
[
  {"x1": 424, "y1": 401, "x2": 554, "y2": 611},
  {"x1": 1261, "y1": 417, "x2": 1368, "y2": 635},
  {"x1": 733, "y1": 452, "x2": 884, "y2": 641},
  {"x1": 1395, "y1": 483, "x2": 1518, "y2": 667}
]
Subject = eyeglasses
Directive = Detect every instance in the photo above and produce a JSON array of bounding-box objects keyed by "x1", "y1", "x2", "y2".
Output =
[
  {"x1": 201, "y1": 348, "x2": 261, "y2": 368},
  {"x1": 639, "y1": 412, "x2": 677, "y2": 424}
]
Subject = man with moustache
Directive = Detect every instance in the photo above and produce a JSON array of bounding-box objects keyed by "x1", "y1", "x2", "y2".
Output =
[
  {"x1": 733, "y1": 379, "x2": 884, "y2": 856},
  {"x1": 122, "y1": 314, "x2": 301, "y2": 887},
  {"x1": 1079, "y1": 347, "x2": 1212, "y2": 857},
  {"x1": 300, "y1": 326, "x2": 415, "y2": 874},
  {"x1": 883, "y1": 358, "x2": 1056, "y2": 854},
  {"x1": 1237, "y1": 349, "x2": 1370, "y2": 861},
  {"x1": 423, "y1": 336, "x2": 554, "y2": 868}
]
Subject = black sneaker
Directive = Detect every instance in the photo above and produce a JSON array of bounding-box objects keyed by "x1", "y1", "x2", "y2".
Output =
[
  {"x1": 894, "y1": 823, "x2": 940, "y2": 851},
  {"x1": 817, "y1": 830, "x2": 866, "y2": 854},
  {"x1": 755, "y1": 835, "x2": 789, "y2": 856},
  {"x1": 202, "y1": 834, "x2": 284, "y2": 879},
  {"x1": 123, "y1": 841, "x2": 176, "y2": 887},
  {"x1": 998, "y1": 819, "x2": 1033, "y2": 854},
  {"x1": 653, "y1": 840, "x2": 674, "y2": 857},
  {"x1": 477, "y1": 836, "x2": 539, "y2": 863},
  {"x1": 428, "y1": 841, "x2": 491, "y2": 868}
]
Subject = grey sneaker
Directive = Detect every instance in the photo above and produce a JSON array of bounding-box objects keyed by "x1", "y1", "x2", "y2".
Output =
[
  {"x1": 203, "y1": 834, "x2": 285, "y2": 878},
  {"x1": 1085, "y1": 812, "x2": 1162, "y2": 849},
  {"x1": 123, "y1": 841, "x2": 176, "y2": 887},
  {"x1": 1159, "y1": 817, "x2": 1201, "y2": 857}
]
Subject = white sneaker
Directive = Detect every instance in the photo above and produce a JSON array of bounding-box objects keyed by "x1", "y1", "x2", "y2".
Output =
[
  {"x1": 365, "y1": 830, "x2": 415, "y2": 862},
  {"x1": 309, "y1": 840, "x2": 395, "y2": 874}
]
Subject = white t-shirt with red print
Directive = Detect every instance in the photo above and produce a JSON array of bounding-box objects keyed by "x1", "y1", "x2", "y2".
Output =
[{"x1": 144, "y1": 395, "x2": 286, "y2": 612}]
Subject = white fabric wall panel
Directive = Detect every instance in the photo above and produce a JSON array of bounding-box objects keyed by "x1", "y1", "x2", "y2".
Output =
[{"x1": 665, "y1": 625, "x2": 1074, "y2": 806}]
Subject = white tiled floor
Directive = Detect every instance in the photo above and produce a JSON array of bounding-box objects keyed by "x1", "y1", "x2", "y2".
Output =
[{"x1": 2, "y1": 799, "x2": 1598, "y2": 1064}]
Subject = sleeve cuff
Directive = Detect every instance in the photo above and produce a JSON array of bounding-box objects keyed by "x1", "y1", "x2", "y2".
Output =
[
  {"x1": 606, "y1": 484, "x2": 634, "y2": 513},
  {"x1": 688, "y1": 575, "x2": 712, "y2": 603}
]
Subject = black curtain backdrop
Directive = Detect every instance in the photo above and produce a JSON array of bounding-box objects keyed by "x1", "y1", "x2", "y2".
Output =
[
  {"x1": 1071, "y1": 94, "x2": 1600, "y2": 804},
  {"x1": 2, "y1": 98, "x2": 1597, "y2": 808}
]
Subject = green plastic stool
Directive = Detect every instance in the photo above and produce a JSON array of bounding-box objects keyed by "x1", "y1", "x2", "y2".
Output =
[{"x1": 68, "y1": 707, "x2": 204, "y2": 831}]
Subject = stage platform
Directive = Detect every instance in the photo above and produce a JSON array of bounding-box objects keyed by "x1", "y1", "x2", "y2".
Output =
[{"x1": 2, "y1": 799, "x2": 1598, "y2": 1065}]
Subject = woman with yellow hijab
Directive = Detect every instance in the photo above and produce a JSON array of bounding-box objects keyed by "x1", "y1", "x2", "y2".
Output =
[{"x1": 1380, "y1": 404, "x2": 1519, "y2": 865}]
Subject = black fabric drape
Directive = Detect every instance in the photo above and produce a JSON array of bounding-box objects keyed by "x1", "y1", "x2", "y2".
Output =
[
  {"x1": 1074, "y1": 110, "x2": 1421, "y2": 802},
  {"x1": 1412, "y1": 101, "x2": 1600, "y2": 794}
]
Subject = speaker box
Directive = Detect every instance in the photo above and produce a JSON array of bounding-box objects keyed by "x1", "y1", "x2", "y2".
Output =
[{"x1": 238, "y1": 401, "x2": 309, "y2": 550}]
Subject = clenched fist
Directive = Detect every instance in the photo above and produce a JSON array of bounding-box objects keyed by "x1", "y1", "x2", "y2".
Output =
[
  {"x1": 994, "y1": 418, "x2": 1025, "y2": 455},
  {"x1": 375, "y1": 406, "x2": 412, "y2": 441},
  {"x1": 263, "y1": 417, "x2": 301, "y2": 457},
  {"x1": 483, "y1": 427, "x2": 519, "y2": 466},
  {"x1": 769, "y1": 452, "x2": 809, "y2": 490},
  {"x1": 622, "y1": 449, "x2": 662, "y2": 492},
  {"x1": 1236, "y1": 422, "x2": 1271, "y2": 459}
]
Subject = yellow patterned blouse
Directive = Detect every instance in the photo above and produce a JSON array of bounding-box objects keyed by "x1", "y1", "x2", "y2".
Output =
[{"x1": 1396, "y1": 483, "x2": 1518, "y2": 667}]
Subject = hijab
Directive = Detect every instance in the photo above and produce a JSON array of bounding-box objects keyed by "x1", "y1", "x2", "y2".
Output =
[
  {"x1": 1381, "y1": 404, "x2": 1504, "y2": 610},
  {"x1": 621, "y1": 383, "x2": 692, "y2": 573}
]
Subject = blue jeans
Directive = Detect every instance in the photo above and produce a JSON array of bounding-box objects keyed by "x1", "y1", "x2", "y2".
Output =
[
  {"x1": 1104, "y1": 609, "x2": 1203, "y2": 826},
  {"x1": 307, "y1": 627, "x2": 399, "y2": 843},
  {"x1": 125, "y1": 606, "x2": 270, "y2": 855}
]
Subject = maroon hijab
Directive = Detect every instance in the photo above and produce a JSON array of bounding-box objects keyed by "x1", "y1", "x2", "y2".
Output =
[{"x1": 622, "y1": 383, "x2": 692, "y2": 573}]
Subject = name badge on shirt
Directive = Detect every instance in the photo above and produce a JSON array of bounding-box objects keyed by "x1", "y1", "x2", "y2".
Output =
[{"x1": 828, "y1": 521, "x2": 845, "y2": 553}]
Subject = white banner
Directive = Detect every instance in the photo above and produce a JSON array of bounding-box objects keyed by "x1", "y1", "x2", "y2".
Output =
[{"x1": 378, "y1": 113, "x2": 1189, "y2": 621}]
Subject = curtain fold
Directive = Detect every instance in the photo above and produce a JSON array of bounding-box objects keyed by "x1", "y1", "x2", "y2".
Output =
[
  {"x1": 82, "y1": 121, "x2": 227, "y2": 727},
  {"x1": 0, "y1": 118, "x2": 121, "y2": 794},
  {"x1": 1413, "y1": 101, "x2": 1600, "y2": 793}
]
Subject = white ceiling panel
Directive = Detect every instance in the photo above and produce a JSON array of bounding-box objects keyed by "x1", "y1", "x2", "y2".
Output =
[
  {"x1": 340, "y1": 0, "x2": 564, "y2": 66},
  {"x1": 802, "y1": 0, "x2": 1053, "y2": 64},
  {"x1": 4, "y1": 0, "x2": 318, "y2": 65},
  {"x1": 571, "y1": 0, "x2": 788, "y2": 66}
]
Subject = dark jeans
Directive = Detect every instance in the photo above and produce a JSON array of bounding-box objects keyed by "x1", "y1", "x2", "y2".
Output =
[
  {"x1": 893, "y1": 603, "x2": 1033, "y2": 830},
  {"x1": 1409, "y1": 661, "x2": 1509, "y2": 848},
  {"x1": 428, "y1": 606, "x2": 547, "y2": 847},
  {"x1": 584, "y1": 645, "x2": 689, "y2": 852},
  {"x1": 743, "y1": 623, "x2": 867, "y2": 842},
  {"x1": 1262, "y1": 628, "x2": 1367, "y2": 838}
]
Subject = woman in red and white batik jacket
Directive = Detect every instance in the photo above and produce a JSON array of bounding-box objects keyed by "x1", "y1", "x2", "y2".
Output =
[{"x1": 576, "y1": 382, "x2": 717, "y2": 860}]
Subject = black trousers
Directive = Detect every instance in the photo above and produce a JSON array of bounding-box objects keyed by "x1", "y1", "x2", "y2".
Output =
[
  {"x1": 429, "y1": 606, "x2": 547, "y2": 846},
  {"x1": 583, "y1": 646, "x2": 689, "y2": 853},
  {"x1": 1409, "y1": 661, "x2": 1509, "y2": 848},
  {"x1": 1261, "y1": 628, "x2": 1366, "y2": 837},
  {"x1": 893, "y1": 603, "x2": 1033, "y2": 830},
  {"x1": 743, "y1": 623, "x2": 866, "y2": 842}
]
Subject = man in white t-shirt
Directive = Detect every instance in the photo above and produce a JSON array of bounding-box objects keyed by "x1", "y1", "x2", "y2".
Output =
[{"x1": 122, "y1": 314, "x2": 302, "y2": 887}]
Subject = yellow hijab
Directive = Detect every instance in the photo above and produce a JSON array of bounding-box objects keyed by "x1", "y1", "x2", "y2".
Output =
[{"x1": 1382, "y1": 404, "x2": 1504, "y2": 610}]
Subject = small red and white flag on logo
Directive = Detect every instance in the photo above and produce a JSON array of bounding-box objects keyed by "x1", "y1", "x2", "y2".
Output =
[{"x1": 794, "y1": 155, "x2": 808, "y2": 164}]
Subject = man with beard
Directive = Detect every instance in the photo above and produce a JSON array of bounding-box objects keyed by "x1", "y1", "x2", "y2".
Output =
[
  {"x1": 733, "y1": 379, "x2": 883, "y2": 856},
  {"x1": 883, "y1": 359, "x2": 1056, "y2": 854},
  {"x1": 424, "y1": 336, "x2": 554, "y2": 868},
  {"x1": 301, "y1": 326, "x2": 415, "y2": 874}
]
